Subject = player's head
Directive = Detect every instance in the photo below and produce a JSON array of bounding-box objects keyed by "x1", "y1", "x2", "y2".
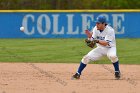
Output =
[
  {"x1": 95, "y1": 15, "x2": 107, "y2": 24},
  {"x1": 95, "y1": 15, "x2": 107, "y2": 30}
]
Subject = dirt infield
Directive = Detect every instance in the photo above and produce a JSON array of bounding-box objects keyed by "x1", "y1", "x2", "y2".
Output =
[{"x1": 0, "y1": 63, "x2": 139, "y2": 93}]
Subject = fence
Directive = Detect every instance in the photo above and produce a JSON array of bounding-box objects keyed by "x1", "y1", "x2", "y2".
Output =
[{"x1": 0, "y1": 10, "x2": 140, "y2": 38}]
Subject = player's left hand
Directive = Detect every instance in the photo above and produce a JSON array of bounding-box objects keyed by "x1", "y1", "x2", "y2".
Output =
[{"x1": 85, "y1": 39, "x2": 96, "y2": 48}]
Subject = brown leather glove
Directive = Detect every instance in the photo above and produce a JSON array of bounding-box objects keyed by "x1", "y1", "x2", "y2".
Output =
[{"x1": 85, "y1": 39, "x2": 96, "y2": 48}]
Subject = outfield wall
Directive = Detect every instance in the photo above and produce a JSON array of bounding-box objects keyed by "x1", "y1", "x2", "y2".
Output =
[{"x1": 0, "y1": 10, "x2": 139, "y2": 38}]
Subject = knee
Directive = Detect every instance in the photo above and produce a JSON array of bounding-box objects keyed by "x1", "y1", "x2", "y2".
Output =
[
  {"x1": 108, "y1": 55, "x2": 118, "y2": 63},
  {"x1": 81, "y1": 55, "x2": 91, "y2": 64}
]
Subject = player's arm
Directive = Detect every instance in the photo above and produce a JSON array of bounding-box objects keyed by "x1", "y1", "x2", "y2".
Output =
[
  {"x1": 85, "y1": 29, "x2": 96, "y2": 48},
  {"x1": 85, "y1": 30, "x2": 92, "y2": 38},
  {"x1": 96, "y1": 40, "x2": 109, "y2": 46},
  {"x1": 85, "y1": 30, "x2": 110, "y2": 46},
  {"x1": 85, "y1": 27, "x2": 96, "y2": 41},
  {"x1": 97, "y1": 31, "x2": 114, "y2": 46}
]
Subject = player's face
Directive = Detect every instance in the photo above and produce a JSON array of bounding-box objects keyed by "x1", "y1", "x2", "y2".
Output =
[{"x1": 96, "y1": 23, "x2": 105, "y2": 30}]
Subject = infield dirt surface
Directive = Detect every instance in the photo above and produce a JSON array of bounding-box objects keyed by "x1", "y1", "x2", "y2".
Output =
[{"x1": 0, "y1": 63, "x2": 139, "y2": 93}]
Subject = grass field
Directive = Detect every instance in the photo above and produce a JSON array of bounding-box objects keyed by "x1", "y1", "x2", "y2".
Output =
[{"x1": 0, "y1": 38, "x2": 140, "y2": 64}]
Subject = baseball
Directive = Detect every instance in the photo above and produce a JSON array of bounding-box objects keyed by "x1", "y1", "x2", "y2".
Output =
[{"x1": 20, "y1": 26, "x2": 24, "y2": 32}]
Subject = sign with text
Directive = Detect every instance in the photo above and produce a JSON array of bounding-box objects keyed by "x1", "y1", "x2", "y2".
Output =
[{"x1": 0, "y1": 11, "x2": 139, "y2": 38}]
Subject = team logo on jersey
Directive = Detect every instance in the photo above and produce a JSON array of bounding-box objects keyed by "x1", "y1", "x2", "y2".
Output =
[{"x1": 97, "y1": 36, "x2": 105, "y2": 40}]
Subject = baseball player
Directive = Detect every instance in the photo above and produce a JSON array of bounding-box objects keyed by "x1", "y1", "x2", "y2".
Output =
[{"x1": 72, "y1": 15, "x2": 121, "y2": 79}]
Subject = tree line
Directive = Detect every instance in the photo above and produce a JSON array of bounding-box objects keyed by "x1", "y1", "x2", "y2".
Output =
[{"x1": 0, "y1": 0, "x2": 140, "y2": 9}]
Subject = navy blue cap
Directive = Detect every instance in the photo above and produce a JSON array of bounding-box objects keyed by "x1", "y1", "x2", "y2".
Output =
[{"x1": 95, "y1": 15, "x2": 107, "y2": 23}]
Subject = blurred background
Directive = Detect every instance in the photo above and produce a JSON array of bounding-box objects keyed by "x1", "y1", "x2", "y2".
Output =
[{"x1": 0, "y1": 0, "x2": 140, "y2": 9}]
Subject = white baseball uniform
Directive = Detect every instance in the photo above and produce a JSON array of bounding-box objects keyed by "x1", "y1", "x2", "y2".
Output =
[{"x1": 82, "y1": 25, "x2": 119, "y2": 64}]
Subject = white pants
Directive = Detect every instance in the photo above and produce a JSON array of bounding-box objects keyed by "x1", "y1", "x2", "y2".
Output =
[{"x1": 81, "y1": 47, "x2": 118, "y2": 64}]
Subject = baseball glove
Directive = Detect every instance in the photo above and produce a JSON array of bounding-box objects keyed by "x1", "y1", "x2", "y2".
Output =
[{"x1": 85, "y1": 39, "x2": 96, "y2": 48}]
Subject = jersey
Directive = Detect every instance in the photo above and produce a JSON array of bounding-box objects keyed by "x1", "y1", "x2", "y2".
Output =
[{"x1": 91, "y1": 25, "x2": 116, "y2": 48}]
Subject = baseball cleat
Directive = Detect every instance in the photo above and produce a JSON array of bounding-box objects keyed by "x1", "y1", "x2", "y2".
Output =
[
  {"x1": 115, "y1": 71, "x2": 121, "y2": 79},
  {"x1": 71, "y1": 73, "x2": 80, "y2": 80}
]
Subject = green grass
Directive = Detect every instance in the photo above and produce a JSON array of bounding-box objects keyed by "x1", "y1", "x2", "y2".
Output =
[{"x1": 0, "y1": 38, "x2": 140, "y2": 64}]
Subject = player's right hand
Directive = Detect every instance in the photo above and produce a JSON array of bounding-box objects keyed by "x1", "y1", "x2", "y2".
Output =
[{"x1": 85, "y1": 30, "x2": 92, "y2": 38}]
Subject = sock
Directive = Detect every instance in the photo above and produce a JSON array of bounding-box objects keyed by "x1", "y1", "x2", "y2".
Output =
[
  {"x1": 113, "y1": 61, "x2": 120, "y2": 72},
  {"x1": 77, "y1": 62, "x2": 87, "y2": 75}
]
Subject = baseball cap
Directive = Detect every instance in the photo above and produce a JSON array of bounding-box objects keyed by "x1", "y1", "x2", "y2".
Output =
[{"x1": 95, "y1": 15, "x2": 107, "y2": 23}]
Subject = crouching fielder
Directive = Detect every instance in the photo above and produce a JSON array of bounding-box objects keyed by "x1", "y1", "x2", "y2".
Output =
[{"x1": 72, "y1": 15, "x2": 121, "y2": 79}]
